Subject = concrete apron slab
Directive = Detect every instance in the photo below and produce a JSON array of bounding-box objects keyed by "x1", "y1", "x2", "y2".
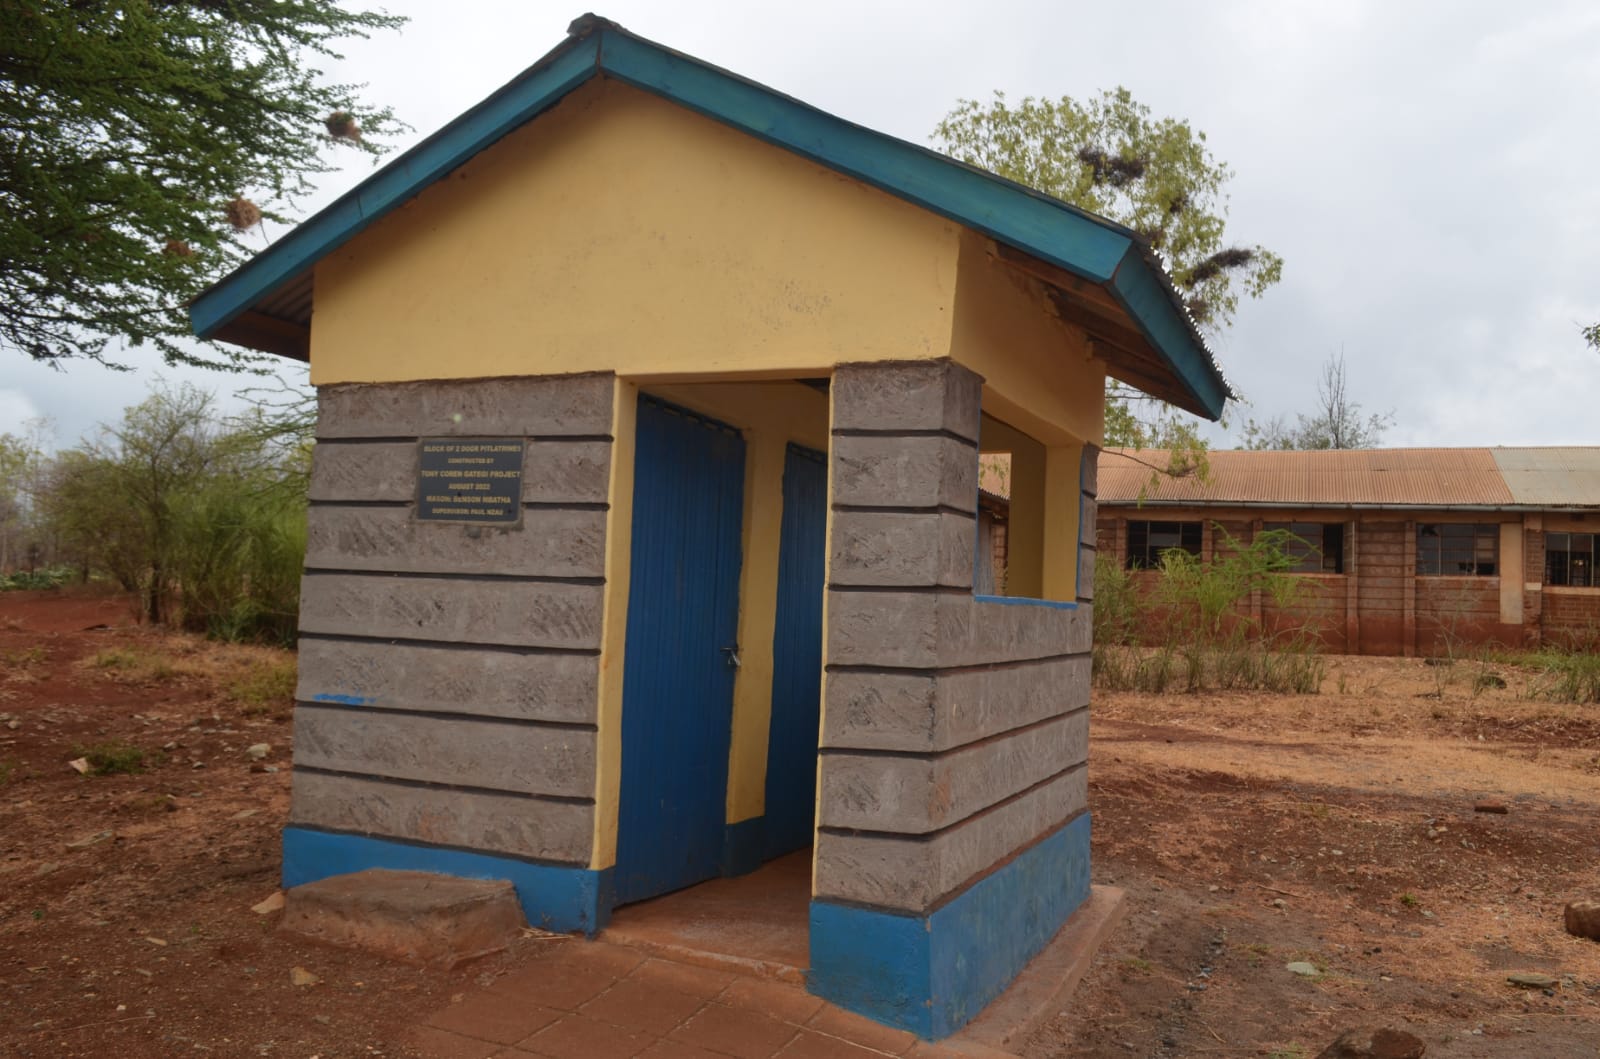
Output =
[
  {"x1": 593, "y1": 874, "x2": 1126, "y2": 1054},
  {"x1": 279, "y1": 868, "x2": 527, "y2": 969}
]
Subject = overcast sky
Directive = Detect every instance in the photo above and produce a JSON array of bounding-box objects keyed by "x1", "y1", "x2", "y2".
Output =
[{"x1": 4, "y1": 0, "x2": 1598, "y2": 450}]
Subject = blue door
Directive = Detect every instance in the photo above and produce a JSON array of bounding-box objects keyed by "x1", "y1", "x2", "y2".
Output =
[
  {"x1": 615, "y1": 396, "x2": 746, "y2": 905},
  {"x1": 762, "y1": 444, "x2": 828, "y2": 860}
]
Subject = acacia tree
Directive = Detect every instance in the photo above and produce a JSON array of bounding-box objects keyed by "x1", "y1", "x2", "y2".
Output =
[
  {"x1": 1239, "y1": 352, "x2": 1394, "y2": 450},
  {"x1": 0, "y1": 0, "x2": 404, "y2": 368},
  {"x1": 1585, "y1": 323, "x2": 1599, "y2": 352}
]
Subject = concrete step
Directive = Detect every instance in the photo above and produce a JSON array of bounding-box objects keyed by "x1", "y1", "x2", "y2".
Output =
[{"x1": 280, "y1": 869, "x2": 527, "y2": 968}]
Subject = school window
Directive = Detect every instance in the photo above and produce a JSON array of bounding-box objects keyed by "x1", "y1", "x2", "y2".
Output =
[
  {"x1": 1546, "y1": 532, "x2": 1596, "y2": 587},
  {"x1": 1263, "y1": 522, "x2": 1345, "y2": 574},
  {"x1": 1416, "y1": 523, "x2": 1498, "y2": 576},
  {"x1": 1126, "y1": 520, "x2": 1202, "y2": 570}
]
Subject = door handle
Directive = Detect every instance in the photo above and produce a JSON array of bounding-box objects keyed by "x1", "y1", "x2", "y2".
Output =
[{"x1": 722, "y1": 644, "x2": 742, "y2": 670}]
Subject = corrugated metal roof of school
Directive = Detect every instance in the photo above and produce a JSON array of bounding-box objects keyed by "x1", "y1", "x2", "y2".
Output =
[{"x1": 1098, "y1": 447, "x2": 1600, "y2": 509}]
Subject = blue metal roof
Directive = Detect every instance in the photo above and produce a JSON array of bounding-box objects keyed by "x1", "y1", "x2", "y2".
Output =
[{"x1": 188, "y1": 13, "x2": 1230, "y2": 419}]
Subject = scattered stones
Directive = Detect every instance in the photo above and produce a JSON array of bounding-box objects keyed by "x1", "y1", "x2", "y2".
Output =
[
  {"x1": 1473, "y1": 801, "x2": 1509, "y2": 814},
  {"x1": 1563, "y1": 901, "x2": 1600, "y2": 941},
  {"x1": 244, "y1": 743, "x2": 270, "y2": 761},
  {"x1": 290, "y1": 966, "x2": 320, "y2": 987},
  {"x1": 1315, "y1": 1026, "x2": 1426, "y2": 1058},
  {"x1": 1287, "y1": 961, "x2": 1321, "y2": 977},
  {"x1": 1506, "y1": 972, "x2": 1558, "y2": 989}
]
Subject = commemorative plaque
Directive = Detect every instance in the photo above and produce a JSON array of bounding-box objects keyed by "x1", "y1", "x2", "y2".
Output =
[{"x1": 416, "y1": 438, "x2": 524, "y2": 523}]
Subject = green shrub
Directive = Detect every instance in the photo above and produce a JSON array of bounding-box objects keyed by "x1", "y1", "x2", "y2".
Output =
[
  {"x1": 76, "y1": 740, "x2": 148, "y2": 775},
  {"x1": 1528, "y1": 649, "x2": 1600, "y2": 705},
  {"x1": 228, "y1": 658, "x2": 298, "y2": 712},
  {"x1": 0, "y1": 567, "x2": 74, "y2": 591}
]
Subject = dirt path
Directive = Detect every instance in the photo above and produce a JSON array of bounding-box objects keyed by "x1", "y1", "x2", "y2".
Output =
[
  {"x1": 1031, "y1": 661, "x2": 1600, "y2": 1058},
  {"x1": 3, "y1": 590, "x2": 1597, "y2": 1057}
]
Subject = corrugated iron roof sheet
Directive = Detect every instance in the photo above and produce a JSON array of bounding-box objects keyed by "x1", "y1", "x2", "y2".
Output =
[
  {"x1": 1492, "y1": 447, "x2": 1600, "y2": 507},
  {"x1": 1097, "y1": 447, "x2": 1540, "y2": 507}
]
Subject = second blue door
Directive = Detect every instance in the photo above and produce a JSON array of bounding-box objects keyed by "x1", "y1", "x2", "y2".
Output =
[
  {"x1": 615, "y1": 396, "x2": 746, "y2": 905},
  {"x1": 762, "y1": 444, "x2": 828, "y2": 860}
]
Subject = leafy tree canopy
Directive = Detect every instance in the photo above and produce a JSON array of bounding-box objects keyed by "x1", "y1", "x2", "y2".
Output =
[
  {"x1": 0, "y1": 0, "x2": 405, "y2": 369},
  {"x1": 934, "y1": 88, "x2": 1283, "y2": 484},
  {"x1": 934, "y1": 87, "x2": 1283, "y2": 333},
  {"x1": 1585, "y1": 322, "x2": 1599, "y2": 352}
]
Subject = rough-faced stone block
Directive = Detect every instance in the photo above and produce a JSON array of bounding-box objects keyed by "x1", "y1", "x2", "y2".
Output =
[
  {"x1": 304, "y1": 506, "x2": 606, "y2": 579},
  {"x1": 822, "y1": 670, "x2": 938, "y2": 752},
  {"x1": 290, "y1": 770, "x2": 592, "y2": 864},
  {"x1": 298, "y1": 573, "x2": 603, "y2": 650},
  {"x1": 309, "y1": 439, "x2": 612, "y2": 505},
  {"x1": 826, "y1": 589, "x2": 940, "y2": 669},
  {"x1": 296, "y1": 639, "x2": 598, "y2": 724},
  {"x1": 294, "y1": 706, "x2": 594, "y2": 798},
  {"x1": 1079, "y1": 496, "x2": 1098, "y2": 547},
  {"x1": 818, "y1": 710, "x2": 1089, "y2": 833},
  {"x1": 936, "y1": 655, "x2": 1090, "y2": 752},
  {"x1": 317, "y1": 374, "x2": 614, "y2": 439},
  {"x1": 832, "y1": 361, "x2": 982, "y2": 441},
  {"x1": 937, "y1": 595, "x2": 1091, "y2": 667},
  {"x1": 308, "y1": 442, "x2": 416, "y2": 502},
  {"x1": 830, "y1": 435, "x2": 978, "y2": 512},
  {"x1": 829, "y1": 510, "x2": 974, "y2": 589},
  {"x1": 1078, "y1": 547, "x2": 1096, "y2": 603},
  {"x1": 813, "y1": 770, "x2": 1087, "y2": 913}
]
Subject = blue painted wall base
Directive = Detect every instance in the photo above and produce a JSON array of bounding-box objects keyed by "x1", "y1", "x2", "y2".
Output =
[
  {"x1": 282, "y1": 827, "x2": 614, "y2": 936},
  {"x1": 807, "y1": 813, "x2": 1091, "y2": 1039}
]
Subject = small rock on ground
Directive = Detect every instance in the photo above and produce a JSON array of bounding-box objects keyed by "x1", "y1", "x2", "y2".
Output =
[
  {"x1": 1316, "y1": 1027, "x2": 1426, "y2": 1058},
  {"x1": 1563, "y1": 900, "x2": 1600, "y2": 941},
  {"x1": 290, "y1": 966, "x2": 320, "y2": 987},
  {"x1": 1286, "y1": 961, "x2": 1320, "y2": 977},
  {"x1": 1506, "y1": 972, "x2": 1558, "y2": 989}
]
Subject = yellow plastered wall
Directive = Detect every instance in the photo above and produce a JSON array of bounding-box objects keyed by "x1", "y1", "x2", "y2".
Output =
[
  {"x1": 590, "y1": 379, "x2": 829, "y2": 871},
  {"x1": 309, "y1": 78, "x2": 959, "y2": 385},
  {"x1": 956, "y1": 233, "x2": 1096, "y2": 601}
]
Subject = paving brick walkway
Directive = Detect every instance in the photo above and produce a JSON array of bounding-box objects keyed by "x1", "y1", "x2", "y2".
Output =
[{"x1": 408, "y1": 939, "x2": 1002, "y2": 1059}]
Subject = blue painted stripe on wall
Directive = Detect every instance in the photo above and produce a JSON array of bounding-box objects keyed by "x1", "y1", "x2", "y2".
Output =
[
  {"x1": 973, "y1": 594, "x2": 1079, "y2": 610},
  {"x1": 808, "y1": 813, "x2": 1091, "y2": 1039},
  {"x1": 309, "y1": 693, "x2": 375, "y2": 706},
  {"x1": 281, "y1": 827, "x2": 612, "y2": 936}
]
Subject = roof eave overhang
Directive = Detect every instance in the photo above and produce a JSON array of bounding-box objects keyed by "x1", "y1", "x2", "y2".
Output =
[{"x1": 188, "y1": 15, "x2": 1229, "y2": 419}]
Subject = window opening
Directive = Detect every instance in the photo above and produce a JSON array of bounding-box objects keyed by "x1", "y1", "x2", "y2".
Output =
[
  {"x1": 1126, "y1": 520, "x2": 1202, "y2": 570},
  {"x1": 1263, "y1": 522, "x2": 1344, "y2": 574},
  {"x1": 1546, "y1": 532, "x2": 1595, "y2": 587},
  {"x1": 1416, "y1": 523, "x2": 1498, "y2": 576}
]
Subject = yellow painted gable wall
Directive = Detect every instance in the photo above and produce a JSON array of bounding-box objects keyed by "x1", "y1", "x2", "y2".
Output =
[
  {"x1": 308, "y1": 77, "x2": 960, "y2": 384},
  {"x1": 951, "y1": 231, "x2": 1106, "y2": 601}
]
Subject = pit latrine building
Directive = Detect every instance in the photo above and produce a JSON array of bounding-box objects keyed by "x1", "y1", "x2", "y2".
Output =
[
  {"x1": 1096, "y1": 447, "x2": 1600, "y2": 655},
  {"x1": 186, "y1": 15, "x2": 1234, "y2": 1039}
]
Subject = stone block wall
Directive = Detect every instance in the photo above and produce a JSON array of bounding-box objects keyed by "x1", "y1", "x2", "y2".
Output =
[
  {"x1": 810, "y1": 360, "x2": 1092, "y2": 1039},
  {"x1": 285, "y1": 374, "x2": 616, "y2": 930}
]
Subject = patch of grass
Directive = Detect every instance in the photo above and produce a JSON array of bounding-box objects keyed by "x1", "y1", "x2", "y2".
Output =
[
  {"x1": 227, "y1": 658, "x2": 297, "y2": 714},
  {"x1": 0, "y1": 758, "x2": 13, "y2": 785},
  {"x1": 3, "y1": 645, "x2": 46, "y2": 667},
  {"x1": 0, "y1": 567, "x2": 74, "y2": 591},
  {"x1": 75, "y1": 739, "x2": 149, "y2": 776},
  {"x1": 1398, "y1": 892, "x2": 1420, "y2": 909},
  {"x1": 88, "y1": 647, "x2": 178, "y2": 683},
  {"x1": 1119, "y1": 956, "x2": 1153, "y2": 975},
  {"x1": 1266, "y1": 1047, "x2": 1308, "y2": 1059}
]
